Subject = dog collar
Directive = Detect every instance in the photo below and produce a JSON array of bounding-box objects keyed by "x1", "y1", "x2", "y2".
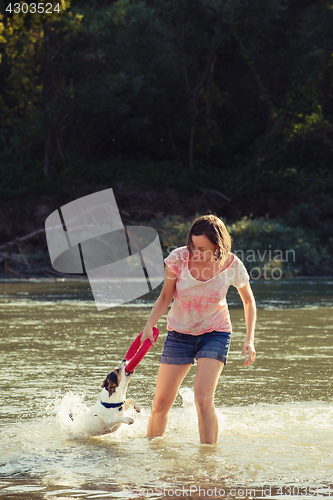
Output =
[{"x1": 100, "y1": 401, "x2": 124, "y2": 410}]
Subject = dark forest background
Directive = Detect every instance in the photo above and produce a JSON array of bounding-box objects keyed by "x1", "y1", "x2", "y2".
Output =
[{"x1": 0, "y1": 0, "x2": 333, "y2": 277}]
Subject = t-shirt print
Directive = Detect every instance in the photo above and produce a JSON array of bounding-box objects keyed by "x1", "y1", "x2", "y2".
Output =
[{"x1": 164, "y1": 246, "x2": 250, "y2": 335}]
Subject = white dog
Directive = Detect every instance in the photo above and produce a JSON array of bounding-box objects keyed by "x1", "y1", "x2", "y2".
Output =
[{"x1": 70, "y1": 360, "x2": 140, "y2": 437}]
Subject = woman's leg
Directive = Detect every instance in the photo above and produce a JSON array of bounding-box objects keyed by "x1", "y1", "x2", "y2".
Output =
[
  {"x1": 147, "y1": 362, "x2": 192, "y2": 437},
  {"x1": 194, "y1": 357, "x2": 224, "y2": 444}
]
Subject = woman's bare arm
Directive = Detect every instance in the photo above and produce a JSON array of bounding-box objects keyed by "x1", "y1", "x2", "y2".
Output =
[
  {"x1": 141, "y1": 265, "x2": 177, "y2": 345},
  {"x1": 237, "y1": 282, "x2": 256, "y2": 366}
]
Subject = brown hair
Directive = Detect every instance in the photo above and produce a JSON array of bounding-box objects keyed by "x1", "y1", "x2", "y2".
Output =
[{"x1": 186, "y1": 214, "x2": 232, "y2": 263}]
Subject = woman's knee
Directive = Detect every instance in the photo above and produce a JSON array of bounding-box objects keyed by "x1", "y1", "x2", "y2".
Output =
[
  {"x1": 194, "y1": 391, "x2": 214, "y2": 413},
  {"x1": 151, "y1": 395, "x2": 173, "y2": 415}
]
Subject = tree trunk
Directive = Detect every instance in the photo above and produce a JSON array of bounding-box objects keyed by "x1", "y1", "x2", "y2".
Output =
[
  {"x1": 167, "y1": 116, "x2": 177, "y2": 156},
  {"x1": 56, "y1": 133, "x2": 68, "y2": 170},
  {"x1": 177, "y1": 17, "x2": 228, "y2": 169},
  {"x1": 44, "y1": 132, "x2": 51, "y2": 178},
  {"x1": 205, "y1": 53, "x2": 217, "y2": 160},
  {"x1": 232, "y1": 26, "x2": 278, "y2": 125},
  {"x1": 189, "y1": 109, "x2": 197, "y2": 170},
  {"x1": 42, "y1": 24, "x2": 53, "y2": 178}
]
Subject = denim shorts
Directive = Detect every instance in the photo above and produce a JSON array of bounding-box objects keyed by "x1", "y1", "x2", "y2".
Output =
[{"x1": 160, "y1": 330, "x2": 231, "y2": 365}]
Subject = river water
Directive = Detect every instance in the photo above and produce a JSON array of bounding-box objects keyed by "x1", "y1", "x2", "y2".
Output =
[{"x1": 0, "y1": 278, "x2": 332, "y2": 499}]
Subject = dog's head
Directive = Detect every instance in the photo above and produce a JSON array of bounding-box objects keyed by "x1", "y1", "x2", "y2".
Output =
[
  {"x1": 101, "y1": 367, "x2": 122, "y2": 398},
  {"x1": 101, "y1": 360, "x2": 134, "y2": 398}
]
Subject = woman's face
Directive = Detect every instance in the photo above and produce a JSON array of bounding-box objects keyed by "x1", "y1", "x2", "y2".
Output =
[{"x1": 191, "y1": 234, "x2": 218, "y2": 263}]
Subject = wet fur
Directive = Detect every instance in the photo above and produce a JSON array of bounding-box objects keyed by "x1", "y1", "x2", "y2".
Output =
[{"x1": 70, "y1": 361, "x2": 140, "y2": 437}]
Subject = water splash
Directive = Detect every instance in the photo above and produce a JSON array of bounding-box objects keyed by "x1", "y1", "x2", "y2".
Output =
[
  {"x1": 55, "y1": 391, "x2": 91, "y2": 437},
  {"x1": 1, "y1": 388, "x2": 333, "y2": 497}
]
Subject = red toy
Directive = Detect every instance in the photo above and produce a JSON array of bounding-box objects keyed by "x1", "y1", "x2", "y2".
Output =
[{"x1": 124, "y1": 327, "x2": 159, "y2": 373}]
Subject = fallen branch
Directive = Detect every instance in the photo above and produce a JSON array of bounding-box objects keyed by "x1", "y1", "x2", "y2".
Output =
[
  {"x1": 18, "y1": 244, "x2": 31, "y2": 269},
  {"x1": 7, "y1": 266, "x2": 26, "y2": 278},
  {"x1": 0, "y1": 251, "x2": 25, "y2": 265},
  {"x1": 0, "y1": 228, "x2": 45, "y2": 252}
]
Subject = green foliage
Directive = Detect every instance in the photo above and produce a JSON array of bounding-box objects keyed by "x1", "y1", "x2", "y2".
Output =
[
  {"x1": 150, "y1": 213, "x2": 333, "y2": 277},
  {"x1": 227, "y1": 216, "x2": 333, "y2": 277},
  {"x1": 0, "y1": 0, "x2": 333, "y2": 245},
  {"x1": 63, "y1": 154, "x2": 232, "y2": 194},
  {"x1": 0, "y1": 159, "x2": 45, "y2": 199},
  {"x1": 148, "y1": 214, "x2": 195, "y2": 251}
]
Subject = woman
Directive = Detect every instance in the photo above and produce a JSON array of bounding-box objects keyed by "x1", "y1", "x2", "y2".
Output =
[{"x1": 141, "y1": 214, "x2": 256, "y2": 444}]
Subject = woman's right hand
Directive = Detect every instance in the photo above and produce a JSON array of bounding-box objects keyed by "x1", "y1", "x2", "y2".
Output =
[{"x1": 141, "y1": 325, "x2": 157, "y2": 346}]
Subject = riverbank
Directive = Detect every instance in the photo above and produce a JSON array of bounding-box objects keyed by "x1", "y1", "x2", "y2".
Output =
[{"x1": 0, "y1": 185, "x2": 332, "y2": 278}]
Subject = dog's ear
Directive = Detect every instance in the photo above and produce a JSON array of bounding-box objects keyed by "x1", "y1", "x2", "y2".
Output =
[
  {"x1": 107, "y1": 383, "x2": 117, "y2": 398},
  {"x1": 101, "y1": 378, "x2": 117, "y2": 398}
]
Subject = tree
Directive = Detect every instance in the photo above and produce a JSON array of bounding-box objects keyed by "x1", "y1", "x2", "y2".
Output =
[{"x1": 0, "y1": 1, "x2": 85, "y2": 178}]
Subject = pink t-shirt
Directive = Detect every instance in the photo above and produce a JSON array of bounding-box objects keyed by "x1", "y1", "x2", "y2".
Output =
[{"x1": 164, "y1": 246, "x2": 250, "y2": 335}]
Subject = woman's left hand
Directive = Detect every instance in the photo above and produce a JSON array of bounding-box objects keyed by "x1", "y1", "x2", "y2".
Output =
[{"x1": 242, "y1": 340, "x2": 256, "y2": 367}]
